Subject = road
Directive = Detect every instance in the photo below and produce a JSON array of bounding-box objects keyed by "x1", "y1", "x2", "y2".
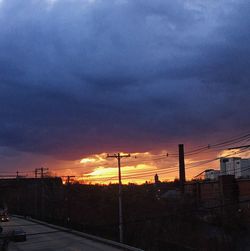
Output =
[{"x1": 0, "y1": 217, "x2": 122, "y2": 251}]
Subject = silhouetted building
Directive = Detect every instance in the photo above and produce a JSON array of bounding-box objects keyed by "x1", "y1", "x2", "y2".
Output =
[{"x1": 154, "y1": 174, "x2": 159, "y2": 184}]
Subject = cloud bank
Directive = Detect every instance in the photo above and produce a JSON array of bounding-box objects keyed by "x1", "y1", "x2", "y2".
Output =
[{"x1": 0, "y1": 0, "x2": 250, "y2": 161}]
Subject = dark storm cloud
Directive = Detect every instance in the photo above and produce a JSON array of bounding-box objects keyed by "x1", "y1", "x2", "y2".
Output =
[{"x1": 0, "y1": 0, "x2": 249, "y2": 159}]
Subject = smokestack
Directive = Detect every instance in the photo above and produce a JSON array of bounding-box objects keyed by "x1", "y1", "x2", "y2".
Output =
[{"x1": 179, "y1": 144, "x2": 186, "y2": 193}]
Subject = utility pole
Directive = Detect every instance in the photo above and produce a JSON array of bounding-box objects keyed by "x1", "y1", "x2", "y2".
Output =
[
  {"x1": 179, "y1": 144, "x2": 186, "y2": 194},
  {"x1": 34, "y1": 168, "x2": 38, "y2": 217},
  {"x1": 65, "y1": 176, "x2": 75, "y2": 184},
  {"x1": 62, "y1": 176, "x2": 75, "y2": 227},
  {"x1": 107, "y1": 153, "x2": 130, "y2": 243},
  {"x1": 34, "y1": 167, "x2": 49, "y2": 219},
  {"x1": 41, "y1": 167, "x2": 49, "y2": 178},
  {"x1": 34, "y1": 167, "x2": 49, "y2": 178}
]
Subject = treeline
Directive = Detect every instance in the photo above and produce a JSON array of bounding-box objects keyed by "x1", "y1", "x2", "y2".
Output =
[{"x1": 0, "y1": 178, "x2": 249, "y2": 250}]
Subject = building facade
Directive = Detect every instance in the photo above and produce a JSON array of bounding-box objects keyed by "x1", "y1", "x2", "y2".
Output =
[
  {"x1": 204, "y1": 169, "x2": 220, "y2": 180},
  {"x1": 220, "y1": 157, "x2": 250, "y2": 178}
]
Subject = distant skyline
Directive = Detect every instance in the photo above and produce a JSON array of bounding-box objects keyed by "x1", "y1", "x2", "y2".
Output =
[{"x1": 0, "y1": 0, "x2": 250, "y2": 182}]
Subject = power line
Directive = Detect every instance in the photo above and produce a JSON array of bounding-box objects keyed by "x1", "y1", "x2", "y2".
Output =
[
  {"x1": 80, "y1": 154, "x2": 249, "y2": 183},
  {"x1": 228, "y1": 144, "x2": 250, "y2": 150},
  {"x1": 193, "y1": 158, "x2": 250, "y2": 180},
  {"x1": 2, "y1": 132, "x2": 250, "y2": 181},
  {"x1": 85, "y1": 148, "x2": 250, "y2": 183},
  {"x1": 167, "y1": 132, "x2": 250, "y2": 157},
  {"x1": 2, "y1": 148, "x2": 248, "y2": 183}
]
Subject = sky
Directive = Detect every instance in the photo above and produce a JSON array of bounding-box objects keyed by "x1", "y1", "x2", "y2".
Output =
[{"x1": 0, "y1": 0, "x2": 250, "y2": 183}]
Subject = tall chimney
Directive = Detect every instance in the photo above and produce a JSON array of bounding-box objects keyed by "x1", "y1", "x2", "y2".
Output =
[{"x1": 179, "y1": 144, "x2": 186, "y2": 193}]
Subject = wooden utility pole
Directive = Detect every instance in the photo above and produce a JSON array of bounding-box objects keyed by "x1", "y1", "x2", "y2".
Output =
[
  {"x1": 62, "y1": 176, "x2": 75, "y2": 227},
  {"x1": 41, "y1": 167, "x2": 48, "y2": 178},
  {"x1": 107, "y1": 153, "x2": 130, "y2": 243},
  {"x1": 34, "y1": 167, "x2": 49, "y2": 219},
  {"x1": 34, "y1": 167, "x2": 49, "y2": 178},
  {"x1": 179, "y1": 144, "x2": 186, "y2": 194}
]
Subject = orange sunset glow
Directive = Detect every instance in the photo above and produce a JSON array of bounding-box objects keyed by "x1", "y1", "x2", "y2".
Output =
[{"x1": 55, "y1": 147, "x2": 250, "y2": 185}]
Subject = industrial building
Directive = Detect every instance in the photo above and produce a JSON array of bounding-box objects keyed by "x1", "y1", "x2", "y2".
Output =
[{"x1": 220, "y1": 157, "x2": 250, "y2": 178}]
